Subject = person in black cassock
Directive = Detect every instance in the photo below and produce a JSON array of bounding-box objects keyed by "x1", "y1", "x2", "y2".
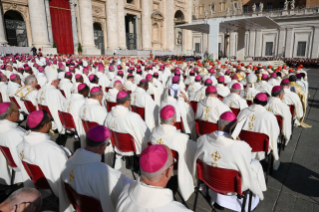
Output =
[{"x1": 30, "y1": 46, "x2": 37, "y2": 56}]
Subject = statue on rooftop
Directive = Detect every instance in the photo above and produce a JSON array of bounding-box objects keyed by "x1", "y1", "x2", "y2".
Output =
[
  {"x1": 291, "y1": 0, "x2": 295, "y2": 10},
  {"x1": 252, "y1": 3, "x2": 256, "y2": 12},
  {"x1": 283, "y1": 0, "x2": 289, "y2": 11},
  {"x1": 259, "y1": 2, "x2": 264, "y2": 12}
]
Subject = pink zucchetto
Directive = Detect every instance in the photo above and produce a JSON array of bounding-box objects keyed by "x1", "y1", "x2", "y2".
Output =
[
  {"x1": 232, "y1": 83, "x2": 241, "y2": 90},
  {"x1": 218, "y1": 76, "x2": 225, "y2": 83},
  {"x1": 69, "y1": 66, "x2": 75, "y2": 71},
  {"x1": 296, "y1": 73, "x2": 302, "y2": 79},
  {"x1": 75, "y1": 74, "x2": 82, "y2": 79},
  {"x1": 209, "y1": 69, "x2": 215, "y2": 74},
  {"x1": 206, "y1": 85, "x2": 217, "y2": 94},
  {"x1": 140, "y1": 79, "x2": 147, "y2": 83},
  {"x1": 78, "y1": 83, "x2": 86, "y2": 92},
  {"x1": 98, "y1": 66, "x2": 104, "y2": 71},
  {"x1": 0, "y1": 102, "x2": 10, "y2": 115},
  {"x1": 139, "y1": 145, "x2": 168, "y2": 173},
  {"x1": 153, "y1": 72, "x2": 159, "y2": 76},
  {"x1": 271, "y1": 73, "x2": 277, "y2": 78},
  {"x1": 272, "y1": 86, "x2": 282, "y2": 93},
  {"x1": 256, "y1": 93, "x2": 268, "y2": 102},
  {"x1": 87, "y1": 125, "x2": 111, "y2": 143},
  {"x1": 127, "y1": 73, "x2": 134, "y2": 77},
  {"x1": 175, "y1": 71, "x2": 181, "y2": 75},
  {"x1": 146, "y1": 74, "x2": 152, "y2": 80},
  {"x1": 88, "y1": 74, "x2": 95, "y2": 81},
  {"x1": 65, "y1": 72, "x2": 72, "y2": 76},
  {"x1": 232, "y1": 75, "x2": 238, "y2": 80},
  {"x1": 262, "y1": 74, "x2": 268, "y2": 80},
  {"x1": 10, "y1": 74, "x2": 17, "y2": 80},
  {"x1": 0, "y1": 65, "x2": 4, "y2": 69},
  {"x1": 27, "y1": 110, "x2": 44, "y2": 128},
  {"x1": 281, "y1": 79, "x2": 290, "y2": 85},
  {"x1": 117, "y1": 90, "x2": 128, "y2": 99},
  {"x1": 220, "y1": 111, "x2": 237, "y2": 122},
  {"x1": 190, "y1": 70, "x2": 195, "y2": 74},
  {"x1": 160, "y1": 105, "x2": 175, "y2": 120},
  {"x1": 117, "y1": 65, "x2": 122, "y2": 69},
  {"x1": 136, "y1": 69, "x2": 142, "y2": 73},
  {"x1": 39, "y1": 67, "x2": 45, "y2": 72},
  {"x1": 59, "y1": 64, "x2": 64, "y2": 69},
  {"x1": 90, "y1": 87, "x2": 101, "y2": 93},
  {"x1": 205, "y1": 78, "x2": 212, "y2": 84},
  {"x1": 118, "y1": 70, "x2": 124, "y2": 75},
  {"x1": 172, "y1": 76, "x2": 179, "y2": 83},
  {"x1": 114, "y1": 80, "x2": 122, "y2": 84},
  {"x1": 83, "y1": 67, "x2": 89, "y2": 72},
  {"x1": 225, "y1": 70, "x2": 230, "y2": 74},
  {"x1": 195, "y1": 75, "x2": 201, "y2": 81}
]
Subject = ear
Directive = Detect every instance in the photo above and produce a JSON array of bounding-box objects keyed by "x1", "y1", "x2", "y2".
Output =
[{"x1": 165, "y1": 165, "x2": 173, "y2": 179}]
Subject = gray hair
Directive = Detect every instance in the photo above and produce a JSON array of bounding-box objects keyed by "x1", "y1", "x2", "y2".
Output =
[
  {"x1": 90, "y1": 89, "x2": 103, "y2": 98},
  {"x1": 141, "y1": 155, "x2": 172, "y2": 183},
  {"x1": 217, "y1": 119, "x2": 236, "y2": 133},
  {"x1": 231, "y1": 88, "x2": 241, "y2": 93},
  {"x1": 160, "y1": 114, "x2": 176, "y2": 125},
  {"x1": 0, "y1": 102, "x2": 15, "y2": 120},
  {"x1": 25, "y1": 75, "x2": 37, "y2": 85}
]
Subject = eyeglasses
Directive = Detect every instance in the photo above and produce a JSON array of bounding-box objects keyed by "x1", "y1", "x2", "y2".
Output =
[{"x1": 161, "y1": 158, "x2": 177, "y2": 175}]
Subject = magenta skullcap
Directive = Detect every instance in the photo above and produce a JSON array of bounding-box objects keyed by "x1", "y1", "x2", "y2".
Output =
[
  {"x1": 225, "y1": 70, "x2": 230, "y2": 74},
  {"x1": 172, "y1": 76, "x2": 180, "y2": 83},
  {"x1": 65, "y1": 72, "x2": 72, "y2": 76},
  {"x1": 220, "y1": 111, "x2": 237, "y2": 122},
  {"x1": 205, "y1": 78, "x2": 212, "y2": 84},
  {"x1": 256, "y1": 93, "x2": 268, "y2": 102},
  {"x1": 98, "y1": 66, "x2": 104, "y2": 71},
  {"x1": 69, "y1": 66, "x2": 75, "y2": 71},
  {"x1": 114, "y1": 80, "x2": 122, "y2": 84},
  {"x1": 272, "y1": 86, "x2": 282, "y2": 93},
  {"x1": 127, "y1": 73, "x2": 134, "y2": 77},
  {"x1": 153, "y1": 72, "x2": 159, "y2": 76},
  {"x1": 139, "y1": 145, "x2": 168, "y2": 173},
  {"x1": 146, "y1": 74, "x2": 152, "y2": 80},
  {"x1": 10, "y1": 74, "x2": 17, "y2": 80},
  {"x1": 262, "y1": 74, "x2": 268, "y2": 80},
  {"x1": 209, "y1": 69, "x2": 215, "y2": 74},
  {"x1": 78, "y1": 83, "x2": 86, "y2": 92},
  {"x1": 140, "y1": 79, "x2": 147, "y2": 83},
  {"x1": 90, "y1": 87, "x2": 101, "y2": 93},
  {"x1": 232, "y1": 75, "x2": 238, "y2": 80},
  {"x1": 271, "y1": 73, "x2": 277, "y2": 78},
  {"x1": 88, "y1": 74, "x2": 95, "y2": 81},
  {"x1": 75, "y1": 74, "x2": 82, "y2": 79},
  {"x1": 206, "y1": 85, "x2": 217, "y2": 93},
  {"x1": 109, "y1": 66, "x2": 114, "y2": 70},
  {"x1": 39, "y1": 67, "x2": 45, "y2": 72},
  {"x1": 117, "y1": 65, "x2": 122, "y2": 69},
  {"x1": 190, "y1": 70, "x2": 195, "y2": 74},
  {"x1": 0, "y1": 102, "x2": 10, "y2": 115},
  {"x1": 160, "y1": 105, "x2": 175, "y2": 119},
  {"x1": 296, "y1": 73, "x2": 302, "y2": 79},
  {"x1": 232, "y1": 83, "x2": 241, "y2": 90},
  {"x1": 59, "y1": 64, "x2": 64, "y2": 69},
  {"x1": 195, "y1": 75, "x2": 202, "y2": 81},
  {"x1": 87, "y1": 125, "x2": 110, "y2": 142},
  {"x1": 281, "y1": 79, "x2": 290, "y2": 84},
  {"x1": 0, "y1": 65, "x2": 4, "y2": 69},
  {"x1": 218, "y1": 76, "x2": 225, "y2": 83},
  {"x1": 175, "y1": 71, "x2": 181, "y2": 75},
  {"x1": 118, "y1": 70, "x2": 124, "y2": 75},
  {"x1": 117, "y1": 90, "x2": 128, "y2": 99},
  {"x1": 83, "y1": 67, "x2": 89, "y2": 72},
  {"x1": 27, "y1": 110, "x2": 44, "y2": 128},
  {"x1": 136, "y1": 69, "x2": 142, "y2": 73}
]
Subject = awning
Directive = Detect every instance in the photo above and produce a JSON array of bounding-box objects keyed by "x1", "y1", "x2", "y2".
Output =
[{"x1": 175, "y1": 16, "x2": 279, "y2": 33}]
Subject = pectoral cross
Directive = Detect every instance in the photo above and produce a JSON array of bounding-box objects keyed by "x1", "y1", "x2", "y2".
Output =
[
  {"x1": 156, "y1": 138, "x2": 164, "y2": 144},
  {"x1": 20, "y1": 150, "x2": 24, "y2": 160},
  {"x1": 69, "y1": 169, "x2": 75, "y2": 183},
  {"x1": 39, "y1": 91, "x2": 45, "y2": 104},
  {"x1": 248, "y1": 114, "x2": 256, "y2": 131},
  {"x1": 211, "y1": 151, "x2": 222, "y2": 167}
]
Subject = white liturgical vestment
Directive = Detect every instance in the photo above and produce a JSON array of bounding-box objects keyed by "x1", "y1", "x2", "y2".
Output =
[
  {"x1": 266, "y1": 97, "x2": 292, "y2": 144},
  {"x1": 116, "y1": 178, "x2": 192, "y2": 212},
  {"x1": 106, "y1": 88, "x2": 119, "y2": 103},
  {"x1": 268, "y1": 78, "x2": 280, "y2": 87},
  {"x1": 282, "y1": 88, "x2": 303, "y2": 126},
  {"x1": 105, "y1": 106, "x2": 150, "y2": 156},
  {"x1": 232, "y1": 105, "x2": 280, "y2": 169},
  {"x1": 131, "y1": 87, "x2": 158, "y2": 131},
  {"x1": 16, "y1": 131, "x2": 73, "y2": 212},
  {"x1": 196, "y1": 96, "x2": 231, "y2": 123},
  {"x1": 243, "y1": 85, "x2": 260, "y2": 101},
  {"x1": 193, "y1": 86, "x2": 207, "y2": 102},
  {"x1": 62, "y1": 149, "x2": 126, "y2": 212},
  {"x1": 15, "y1": 85, "x2": 38, "y2": 113},
  {"x1": 223, "y1": 93, "x2": 248, "y2": 110},
  {"x1": 0, "y1": 82, "x2": 9, "y2": 102},
  {"x1": 150, "y1": 124, "x2": 197, "y2": 200},
  {"x1": 36, "y1": 73, "x2": 48, "y2": 88},
  {"x1": 187, "y1": 82, "x2": 202, "y2": 101},
  {"x1": 79, "y1": 98, "x2": 107, "y2": 125},
  {"x1": 124, "y1": 80, "x2": 137, "y2": 93},
  {"x1": 216, "y1": 84, "x2": 230, "y2": 98},
  {"x1": 255, "y1": 81, "x2": 273, "y2": 96},
  {"x1": 59, "y1": 78, "x2": 73, "y2": 99},
  {"x1": 194, "y1": 132, "x2": 267, "y2": 211}
]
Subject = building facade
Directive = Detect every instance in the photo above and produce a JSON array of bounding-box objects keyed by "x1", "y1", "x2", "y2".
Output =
[
  {"x1": 0, "y1": 0, "x2": 193, "y2": 55},
  {"x1": 192, "y1": 0, "x2": 319, "y2": 59}
]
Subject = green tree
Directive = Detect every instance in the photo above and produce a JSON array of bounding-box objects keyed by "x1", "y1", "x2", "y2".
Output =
[
  {"x1": 78, "y1": 43, "x2": 83, "y2": 53},
  {"x1": 53, "y1": 41, "x2": 58, "y2": 53}
]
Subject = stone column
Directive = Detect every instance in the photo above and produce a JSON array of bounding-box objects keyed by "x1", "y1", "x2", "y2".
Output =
[
  {"x1": 0, "y1": 5, "x2": 7, "y2": 45},
  {"x1": 78, "y1": 0, "x2": 100, "y2": 55},
  {"x1": 285, "y1": 28, "x2": 294, "y2": 58},
  {"x1": 254, "y1": 30, "x2": 262, "y2": 57},
  {"x1": 236, "y1": 28, "x2": 245, "y2": 60},
  {"x1": 229, "y1": 32, "x2": 235, "y2": 57},
  {"x1": 248, "y1": 30, "x2": 255, "y2": 57},
  {"x1": 117, "y1": 0, "x2": 126, "y2": 49},
  {"x1": 207, "y1": 19, "x2": 222, "y2": 60},
  {"x1": 142, "y1": 0, "x2": 151, "y2": 50},
  {"x1": 166, "y1": 0, "x2": 175, "y2": 51},
  {"x1": 277, "y1": 29, "x2": 286, "y2": 57},
  {"x1": 106, "y1": 0, "x2": 118, "y2": 54},
  {"x1": 311, "y1": 27, "x2": 319, "y2": 59},
  {"x1": 69, "y1": 1, "x2": 79, "y2": 54},
  {"x1": 186, "y1": 0, "x2": 193, "y2": 53},
  {"x1": 44, "y1": 0, "x2": 53, "y2": 46},
  {"x1": 134, "y1": 16, "x2": 140, "y2": 50}
]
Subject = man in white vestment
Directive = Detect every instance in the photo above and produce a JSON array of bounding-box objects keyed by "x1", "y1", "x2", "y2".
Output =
[
  {"x1": 124, "y1": 74, "x2": 137, "y2": 93},
  {"x1": 232, "y1": 93, "x2": 280, "y2": 170},
  {"x1": 0, "y1": 102, "x2": 30, "y2": 186},
  {"x1": 255, "y1": 74, "x2": 273, "y2": 96},
  {"x1": 223, "y1": 83, "x2": 248, "y2": 110},
  {"x1": 194, "y1": 111, "x2": 266, "y2": 212},
  {"x1": 36, "y1": 67, "x2": 48, "y2": 88},
  {"x1": 62, "y1": 125, "x2": 128, "y2": 212},
  {"x1": 134, "y1": 69, "x2": 143, "y2": 85},
  {"x1": 0, "y1": 74, "x2": 9, "y2": 102},
  {"x1": 196, "y1": 85, "x2": 231, "y2": 123},
  {"x1": 216, "y1": 76, "x2": 230, "y2": 99},
  {"x1": 243, "y1": 74, "x2": 260, "y2": 101},
  {"x1": 296, "y1": 73, "x2": 308, "y2": 98},
  {"x1": 146, "y1": 74, "x2": 162, "y2": 106},
  {"x1": 106, "y1": 80, "x2": 123, "y2": 103},
  {"x1": 16, "y1": 110, "x2": 73, "y2": 212},
  {"x1": 7, "y1": 74, "x2": 21, "y2": 100},
  {"x1": 193, "y1": 78, "x2": 213, "y2": 102},
  {"x1": 266, "y1": 86, "x2": 292, "y2": 145},
  {"x1": 96, "y1": 65, "x2": 112, "y2": 91},
  {"x1": 187, "y1": 75, "x2": 202, "y2": 101},
  {"x1": 131, "y1": 79, "x2": 158, "y2": 131},
  {"x1": 150, "y1": 105, "x2": 197, "y2": 200},
  {"x1": 59, "y1": 72, "x2": 73, "y2": 99},
  {"x1": 116, "y1": 144, "x2": 192, "y2": 212},
  {"x1": 268, "y1": 73, "x2": 280, "y2": 87},
  {"x1": 280, "y1": 79, "x2": 303, "y2": 127}
]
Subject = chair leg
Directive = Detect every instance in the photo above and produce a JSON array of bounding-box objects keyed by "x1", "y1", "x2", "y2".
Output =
[
  {"x1": 193, "y1": 181, "x2": 201, "y2": 212},
  {"x1": 241, "y1": 191, "x2": 248, "y2": 212},
  {"x1": 11, "y1": 169, "x2": 15, "y2": 186},
  {"x1": 270, "y1": 153, "x2": 274, "y2": 175},
  {"x1": 177, "y1": 189, "x2": 189, "y2": 208},
  {"x1": 266, "y1": 154, "x2": 271, "y2": 184},
  {"x1": 248, "y1": 191, "x2": 253, "y2": 212},
  {"x1": 112, "y1": 151, "x2": 116, "y2": 169},
  {"x1": 131, "y1": 170, "x2": 136, "y2": 180}
]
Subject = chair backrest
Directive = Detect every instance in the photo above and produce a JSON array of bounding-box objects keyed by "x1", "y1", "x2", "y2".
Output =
[
  {"x1": 247, "y1": 100, "x2": 253, "y2": 107},
  {"x1": 174, "y1": 117, "x2": 185, "y2": 132},
  {"x1": 288, "y1": 105, "x2": 295, "y2": 117},
  {"x1": 230, "y1": 107, "x2": 240, "y2": 117},
  {"x1": 60, "y1": 90, "x2": 66, "y2": 98},
  {"x1": 105, "y1": 87, "x2": 110, "y2": 93},
  {"x1": 275, "y1": 115, "x2": 283, "y2": 131},
  {"x1": 81, "y1": 120, "x2": 99, "y2": 133},
  {"x1": 195, "y1": 120, "x2": 218, "y2": 136},
  {"x1": 131, "y1": 106, "x2": 145, "y2": 120},
  {"x1": 190, "y1": 101, "x2": 198, "y2": 114},
  {"x1": 239, "y1": 130, "x2": 269, "y2": 153},
  {"x1": 21, "y1": 161, "x2": 52, "y2": 190},
  {"x1": 35, "y1": 85, "x2": 41, "y2": 90},
  {"x1": 9, "y1": 97, "x2": 21, "y2": 109},
  {"x1": 24, "y1": 100, "x2": 37, "y2": 113},
  {"x1": 106, "y1": 101, "x2": 117, "y2": 112},
  {"x1": 110, "y1": 130, "x2": 137, "y2": 153},
  {"x1": 0, "y1": 145, "x2": 18, "y2": 168},
  {"x1": 64, "y1": 183, "x2": 103, "y2": 212},
  {"x1": 58, "y1": 110, "x2": 76, "y2": 131},
  {"x1": 38, "y1": 104, "x2": 52, "y2": 117},
  {"x1": 217, "y1": 95, "x2": 224, "y2": 101},
  {"x1": 196, "y1": 159, "x2": 243, "y2": 195}
]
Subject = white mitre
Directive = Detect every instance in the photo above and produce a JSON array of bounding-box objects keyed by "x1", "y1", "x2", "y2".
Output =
[{"x1": 45, "y1": 66, "x2": 58, "y2": 85}]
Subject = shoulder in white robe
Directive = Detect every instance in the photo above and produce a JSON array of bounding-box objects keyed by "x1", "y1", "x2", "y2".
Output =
[
  {"x1": 282, "y1": 88, "x2": 303, "y2": 124},
  {"x1": 223, "y1": 93, "x2": 248, "y2": 110}
]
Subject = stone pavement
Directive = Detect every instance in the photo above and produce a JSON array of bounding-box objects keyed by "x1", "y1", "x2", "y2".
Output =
[{"x1": 1, "y1": 69, "x2": 319, "y2": 212}]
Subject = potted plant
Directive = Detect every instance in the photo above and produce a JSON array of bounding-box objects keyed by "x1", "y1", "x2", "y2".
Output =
[
  {"x1": 53, "y1": 41, "x2": 58, "y2": 53},
  {"x1": 78, "y1": 43, "x2": 83, "y2": 55}
]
